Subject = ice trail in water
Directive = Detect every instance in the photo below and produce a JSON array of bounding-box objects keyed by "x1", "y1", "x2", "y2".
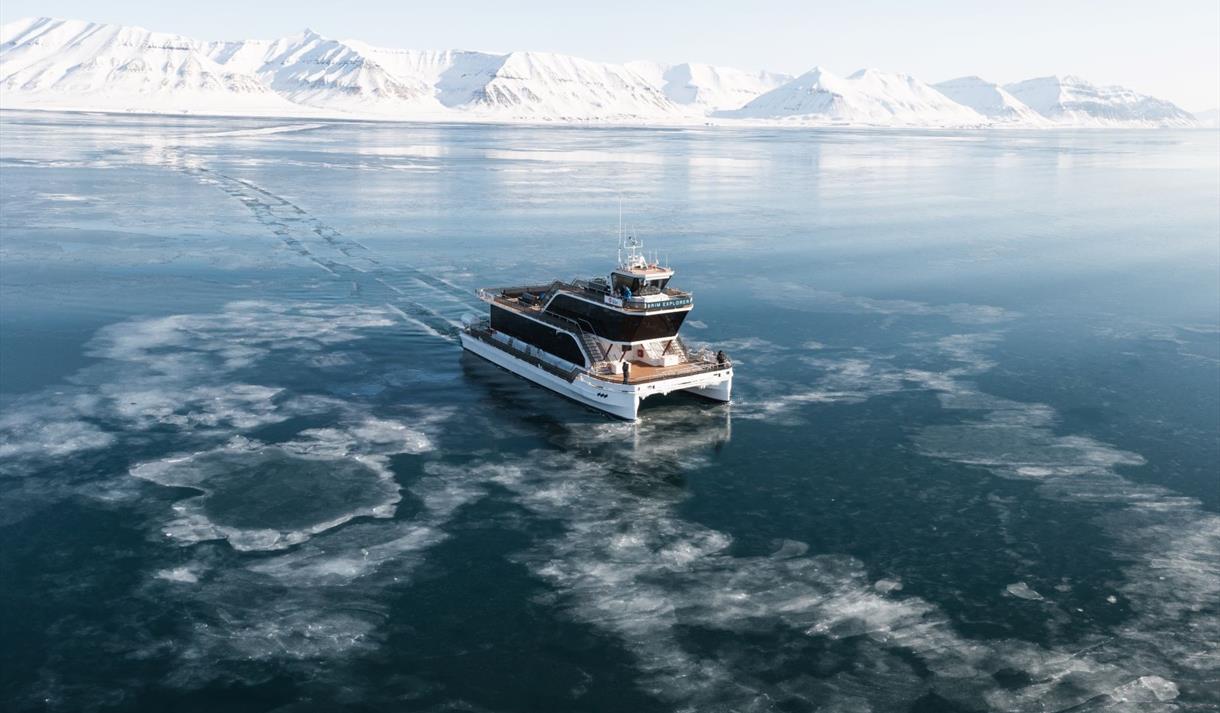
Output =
[{"x1": 154, "y1": 145, "x2": 482, "y2": 341}]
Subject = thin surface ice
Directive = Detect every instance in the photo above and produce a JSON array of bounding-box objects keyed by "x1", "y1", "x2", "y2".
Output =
[{"x1": 1, "y1": 112, "x2": 1216, "y2": 712}]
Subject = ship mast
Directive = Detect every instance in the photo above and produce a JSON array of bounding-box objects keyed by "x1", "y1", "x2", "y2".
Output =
[{"x1": 614, "y1": 201, "x2": 652, "y2": 273}]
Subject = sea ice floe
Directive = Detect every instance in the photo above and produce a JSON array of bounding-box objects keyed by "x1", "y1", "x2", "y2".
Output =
[
  {"x1": 154, "y1": 566, "x2": 200, "y2": 584},
  {"x1": 759, "y1": 284, "x2": 1017, "y2": 325},
  {"x1": 873, "y1": 578, "x2": 903, "y2": 594},
  {"x1": 153, "y1": 448, "x2": 487, "y2": 677},
  {"x1": 36, "y1": 192, "x2": 92, "y2": 202},
  {"x1": 247, "y1": 522, "x2": 446, "y2": 586},
  {"x1": 736, "y1": 351, "x2": 915, "y2": 421},
  {"x1": 736, "y1": 334, "x2": 1010, "y2": 423},
  {"x1": 282, "y1": 416, "x2": 436, "y2": 459},
  {"x1": 128, "y1": 411, "x2": 443, "y2": 554},
  {"x1": 199, "y1": 607, "x2": 381, "y2": 662},
  {"x1": 110, "y1": 384, "x2": 288, "y2": 431},
  {"x1": 1005, "y1": 582, "x2": 1045, "y2": 601},
  {"x1": 241, "y1": 459, "x2": 488, "y2": 588},
  {"x1": 131, "y1": 439, "x2": 402, "y2": 551},
  {"x1": 0, "y1": 300, "x2": 411, "y2": 473},
  {"x1": 1113, "y1": 675, "x2": 1180, "y2": 703},
  {"x1": 0, "y1": 409, "x2": 114, "y2": 461},
  {"x1": 88, "y1": 301, "x2": 399, "y2": 368}
]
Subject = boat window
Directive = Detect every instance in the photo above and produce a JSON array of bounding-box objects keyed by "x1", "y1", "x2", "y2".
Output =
[{"x1": 611, "y1": 273, "x2": 645, "y2": 296}]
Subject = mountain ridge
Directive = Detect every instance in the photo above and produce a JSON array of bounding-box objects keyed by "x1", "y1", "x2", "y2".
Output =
[
  {"x1": 933, "y1": 76, "x2": 1048, "y2": 125},
  {"x1": 0, "y1": 17, "x2": 1203, "y2": 128},
  {"x1": 1004, "y1": 75, "x2": 1196, "y2": 127}
]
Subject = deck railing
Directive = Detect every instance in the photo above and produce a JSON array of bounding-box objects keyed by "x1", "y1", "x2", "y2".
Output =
[
  {"x1": 589, "y1": 358, "x2": 728, "y2": 385},
  {"x1": 465, "y1": 326, "x2": 583, "y2": 383},
  {"x1": 487, "y1": 281, "x2": 693, "y2": 312},
  {"x1": 468, "y1": 322, "x2": 731, "y2": 387}
]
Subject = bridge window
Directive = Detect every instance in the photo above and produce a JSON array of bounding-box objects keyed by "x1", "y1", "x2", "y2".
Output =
[
  {"x1": 612, "y1": 273, "x2": 644, "y2": 295},
  {"x1": 612, "y1": 273, "x2": 669, "y2": 295}
]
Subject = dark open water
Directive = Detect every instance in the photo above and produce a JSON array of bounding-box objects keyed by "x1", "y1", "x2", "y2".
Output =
[{"x1": 1, "y1": 111, "x2": 1217, "y2": 712}]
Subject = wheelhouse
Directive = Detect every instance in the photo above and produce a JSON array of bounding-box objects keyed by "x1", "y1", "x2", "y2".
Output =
[{"x1": 610, "y1": 266, "x2": 672, "y2": 297}]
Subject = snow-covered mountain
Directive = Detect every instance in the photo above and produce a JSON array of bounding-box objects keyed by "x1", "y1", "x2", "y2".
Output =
[
  {"x1": 204, "y1": 31, "x2": 437, "y2": 116},
  {"x1": 627, "y1": 61, "x2": 792, "y2": 113},
  {"x1": 0, "y1": 17, "x2": 305, "y2": 115},
  {"x1": 1004, "y1": 75, "x2": 1196, "y2": 127},
  {"x1": 933, "y1": 76, "x2": 1047, "y2": 125},
  {"x1": 206, "y1": 35, "x2": 680, "y2": 119},
  {"x1": 331, "y1": 44, "x2": 510, "y2": 110},
  {"x1": 462, "y1": 51, "x2": 676, "y2": 119},
  {"x1": 724, "y1": 67, "x2": 985, "y2": 126},
  {"x1": 1194, "y1": 109, "x2": 1219, "y2": 128},
  {"x1": 0, "y1": 17, "x2": 1203, "y2": 128},
  {"x1": 337, "y1": 44, "x2": 679, "y2": 120}
]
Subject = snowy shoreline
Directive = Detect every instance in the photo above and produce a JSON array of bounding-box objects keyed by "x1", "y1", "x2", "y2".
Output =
[{"x1": 2, "y1": 105, "x2": 1212, "y2": 133}]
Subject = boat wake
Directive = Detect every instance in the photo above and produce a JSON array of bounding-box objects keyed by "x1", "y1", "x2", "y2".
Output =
[{"x1": 157, "y1": 145, "x2": 482, "y2": 341}]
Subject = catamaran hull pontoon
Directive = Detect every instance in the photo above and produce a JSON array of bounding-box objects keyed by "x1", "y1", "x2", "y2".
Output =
[{"x1": 460, "y1": 328, "x2": 732, "y2": 420}]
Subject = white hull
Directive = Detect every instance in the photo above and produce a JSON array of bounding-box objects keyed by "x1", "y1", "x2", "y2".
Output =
[{"x1": 460, "y1": 332, "x2": 732, "y2": 420}]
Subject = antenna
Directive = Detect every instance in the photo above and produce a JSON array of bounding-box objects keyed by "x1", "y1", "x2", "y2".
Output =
[
  {"x1": 618, "y1": 196, "x2": 623, "y2": 244},
  {"x1": 616, "y1": 195, "x2": 623, "y2": 268}
]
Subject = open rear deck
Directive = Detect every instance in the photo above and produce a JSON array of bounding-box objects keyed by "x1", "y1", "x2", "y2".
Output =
[{"x1": 589, "y1": 359, "x2": 729, "y2": 385}]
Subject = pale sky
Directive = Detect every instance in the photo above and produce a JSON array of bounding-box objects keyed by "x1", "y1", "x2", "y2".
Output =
[{"x1": 3, "y1": 0, "x2": 1218, "y2": 111}]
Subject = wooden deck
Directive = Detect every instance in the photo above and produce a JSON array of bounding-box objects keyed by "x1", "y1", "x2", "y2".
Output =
[
  {"x1": 589, "y1": 359, "x2": 728, "y2": 385},
  {"x1": 493, "y1": 295, "x2": 544, "y2": 315}
]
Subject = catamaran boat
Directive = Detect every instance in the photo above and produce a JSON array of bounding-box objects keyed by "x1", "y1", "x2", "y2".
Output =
[{"x1": 459, "y1": 236, "x2": 733, "y2": 420}]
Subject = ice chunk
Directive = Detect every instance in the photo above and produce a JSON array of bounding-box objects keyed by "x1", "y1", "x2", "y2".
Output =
[{"x1": 1005, "y1": 582, "x2": 1045, "y2": 601}]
